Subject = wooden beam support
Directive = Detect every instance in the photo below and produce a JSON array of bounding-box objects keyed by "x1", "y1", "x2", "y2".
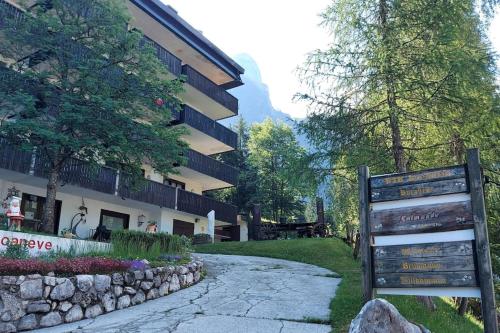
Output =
[
  {"x1": 466, "y1": 148, "x2": 498, "y2": 333},
  {"x1": 359, "y1": 165, "x2": 374, "y2": 303}
]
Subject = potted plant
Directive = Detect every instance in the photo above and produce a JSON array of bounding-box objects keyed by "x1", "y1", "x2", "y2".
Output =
[
  {"x1": 60, "y1": 227, "x2": 75, "y2": 239},
  {"x1": 146, "y1": 221, "x2": 158, "y2": 233}
]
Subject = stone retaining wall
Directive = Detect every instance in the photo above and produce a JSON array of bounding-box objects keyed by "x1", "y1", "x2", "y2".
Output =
[{"x1": 0, "y1": 260, "x2": 203, "y2": 332}]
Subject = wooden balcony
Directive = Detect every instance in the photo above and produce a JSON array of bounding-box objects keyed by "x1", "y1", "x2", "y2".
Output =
[
  {"x1": 186, "y1": 149, "x2": 238, "y2": 186},
  {"x1": 117, "y1": 174, "x2": 176, "y2": 209},
  {"x1": 182, "y1": 65, "x2": 238, "y2": 115},
  {"x1": 33, "y1": 156, "x2": 117, "y2": 195},
  {"x1": 0, "y1": 146, "x2": 237, "y2": 223},
  {"x1": 172, "y1": 105, "x2": 237, "y2": 152},
  {"x1": 141, "y1": 36, "x2": 182, "y2": 77},
  {"x1": 177, "y1": 189, "x2": 237, "y2": 224}
]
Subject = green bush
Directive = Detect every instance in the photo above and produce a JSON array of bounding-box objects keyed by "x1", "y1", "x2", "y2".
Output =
[
  {"x1": 192, "y1": 233, "x2": 212, "y2": 245},
  {"x1": 2, "y1": 242, "x2": 30, "y2": 259},
  {"x1": 110, "y1": 230, "x2": 191, "y2": 260}
]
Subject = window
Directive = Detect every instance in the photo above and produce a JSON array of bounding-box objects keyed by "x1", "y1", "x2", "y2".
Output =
[
  {"x1": 99, "y1": 209, "x2": 129, "y2": 231},
  {"x1": 164, "y1": 178, "x2": 185, "y2": 190}
]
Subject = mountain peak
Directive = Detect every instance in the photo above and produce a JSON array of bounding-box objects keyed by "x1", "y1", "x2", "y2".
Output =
[{"x1": 233, "y1": 53, "x2": 262, "y2": 83}]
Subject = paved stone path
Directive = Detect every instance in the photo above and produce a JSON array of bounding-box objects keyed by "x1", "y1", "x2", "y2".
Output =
[{"x1": 33, "y1": 254, "x2": 340, "y2": 333}]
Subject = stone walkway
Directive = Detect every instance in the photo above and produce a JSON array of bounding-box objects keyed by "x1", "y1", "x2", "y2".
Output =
[{"x1": 32, "y1": 254, "x2": 340, "y2": 333}]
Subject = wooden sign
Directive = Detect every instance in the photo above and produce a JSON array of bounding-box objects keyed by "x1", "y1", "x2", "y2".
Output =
[
  {"x1": 373, "y1": 240, "x2": 474, "y2": 259},
  {"x1": 358, "y1": 149, "x2": 497, "y2": 333},
  {"x1": 374, "y1": 271, "x2": 477, "y2": 288},
  {"x1": 370, "y1": 165, "x2": 465, "y2": 188},
  {"x1": 370, "y1": 177, "x2": 468, "y2": 202},
  {"x1": 373, "y1": 241, "x2": 477, "y2": 288},
  {"x1": 374, "y1": 255, "x2": 476, "y2": 274},
  {"x1": 370, "y1": 201, "x2": 473, "y2": 235}
]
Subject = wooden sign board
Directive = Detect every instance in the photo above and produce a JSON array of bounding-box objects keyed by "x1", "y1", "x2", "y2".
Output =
[
  {"x1": 370, "y1": 165, "x2": 466, "y2": 189},
  {"x1": 373, "y1": 241, "x2": 477, "y2": 288},
  {"x1": 359, "y1": 149, "x2": 497, "y2": 333},
  {"x1": 370, "y1": 201, "x2": 473, "y2": 235},
  {"x1": 371, "y1": 177, "x2": 468, "y2": 202},
  {"x1": 374, "y1": 271, "x2": 477, "y2": 288}
]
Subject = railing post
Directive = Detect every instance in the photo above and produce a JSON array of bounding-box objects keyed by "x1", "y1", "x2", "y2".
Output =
[
  {"x1": 114, "y1": 170, "x2": 120, "y2": 196},
  {"x1": 29, "y1": 147, "x2": 36, "y2": 176},
  {"x1": 174, "y1": 187, "x2": 179, "y2": 210}
]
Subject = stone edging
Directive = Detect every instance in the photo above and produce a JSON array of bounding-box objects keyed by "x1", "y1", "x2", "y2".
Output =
[{"x1": 0, "y1": 260, "x2": 204, "y2": 332}]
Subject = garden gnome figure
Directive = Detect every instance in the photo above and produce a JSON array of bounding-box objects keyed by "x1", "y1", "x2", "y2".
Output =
[{"x1": 6, "y1": 196, "x2": 24, "y2": 231}]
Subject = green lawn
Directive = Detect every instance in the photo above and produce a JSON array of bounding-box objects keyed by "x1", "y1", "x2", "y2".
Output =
[{"x1": 195, "y1": 238, "x2": 483, "y2": 333}]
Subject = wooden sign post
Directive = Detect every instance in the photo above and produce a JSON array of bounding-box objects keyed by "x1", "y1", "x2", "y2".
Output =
[{"x1": 359, "y1": 148, "x2": 497, "y2": 332}]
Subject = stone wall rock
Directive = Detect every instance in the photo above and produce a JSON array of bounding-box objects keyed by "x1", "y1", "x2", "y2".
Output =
[
  {"x1": 349, "y1": 299, "x2": 430, "y2": 333},
  {"x1": 0, "y1": 259, "x2": 204, "y2": 332}
]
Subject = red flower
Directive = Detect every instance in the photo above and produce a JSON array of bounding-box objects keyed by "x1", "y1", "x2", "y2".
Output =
[{"x1": 0, "y1": 257, "x2": 130, "y2": 276}]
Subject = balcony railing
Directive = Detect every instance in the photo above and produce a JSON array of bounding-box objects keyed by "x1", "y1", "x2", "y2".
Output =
[
  {"x1": 177, "y1": 189, "x2": 237, "y2": 224},
  {"x1": 172, "y1": 105, "x2": 237, "y2": 150},
  {"x1": 118, "y1": 174, "x2": 176, "y2": 209},
  {"x1": 186, "y1": 149, "x2": 238, "y2": 185},
  {"x1": 33, "y1": 156, "x2": 117, "y2": 195},
  {"x1": 0, "y1": 145, "x2": 237, "y2": 224},
  {"x1": 182, "y1": 65, "x2": 238, "y2": 114},
  {"x1": 141, "y1": 36, "x2": 182, "y2": 77}
]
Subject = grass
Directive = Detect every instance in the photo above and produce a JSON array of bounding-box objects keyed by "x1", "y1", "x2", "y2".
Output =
[
  {"x1": 195, "y1": 238, "x2": 483, "y2": 333},
  {"x1": 110, "y1": 230, "x2": 191, "y2": 261}
]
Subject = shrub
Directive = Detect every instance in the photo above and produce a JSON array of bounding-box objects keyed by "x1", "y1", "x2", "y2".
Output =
[
  {"x1": 2, "y1": 242, "x2": 30, "y2": 259},
  {"x1": 0, "y1": 257, "x2": 130, "y2": 276},
  {"x1": 192, "y1": 233, "x2": 212, "y2": 245},
  {"x1": 110, "y1": 230, "x2": 191, "y2": 260}
]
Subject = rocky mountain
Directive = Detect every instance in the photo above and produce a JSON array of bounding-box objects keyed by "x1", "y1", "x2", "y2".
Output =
[{"x1": 222, "y1": 54, "x2": 294, "y2": 126}]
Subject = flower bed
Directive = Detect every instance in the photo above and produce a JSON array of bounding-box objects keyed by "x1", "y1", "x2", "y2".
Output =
[
  {"x1": 0, "y1": 259, "x2": 204, "y2": 332},
  {"x1": 0, "y1": 257, "x2": 130, "y2": 276}
]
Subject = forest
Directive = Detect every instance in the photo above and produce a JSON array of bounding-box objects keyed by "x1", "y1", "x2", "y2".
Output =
[{"x1": 214, "y1": 0, "x2": 500, "y2": 316}]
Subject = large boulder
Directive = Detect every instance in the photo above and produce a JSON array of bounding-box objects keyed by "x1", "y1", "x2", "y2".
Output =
[
  {"x1": 20, "y1": 279, "x2": 43, "y2": 300},
  {"x1": 65, "y1": 305, "x2": 83, "y2": 323},
  {"x1": 50, "y1": 279, "x2": 75, "y2": 301},
  {"x1": 349, "y1": 299, "x2": 430, "y2": 333},
  {"x1": 18, "y1": 313, "x2": 38, "y2": 330},
  {"x1": 76, "y1": 275, "x2": 94, "y2": 292},
  {"x1": 169, "y1": 274, "x2": 180, "y2": 292},
  {"x1": 40, "y1": 311, "x2": 62, "y2": 327},
  {"x1": 94, "y1": 275, "x2": 111, "y2": 293},
  {"x1": 0, "y1": 291, "x2": 25, "y2": 321}
]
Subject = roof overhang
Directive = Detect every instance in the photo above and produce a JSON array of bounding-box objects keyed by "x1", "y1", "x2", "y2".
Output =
[{"x1": 131, "y1": 0, "x2": 244, "y2": 85}]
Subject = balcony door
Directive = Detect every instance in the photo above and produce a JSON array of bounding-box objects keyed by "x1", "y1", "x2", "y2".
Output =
[
  {"x1": 99, "y1": 209, "x2": 129, "y2": 231},
  {"x1": 173, "y1": 219, "x2": 194, "y2": 237}
]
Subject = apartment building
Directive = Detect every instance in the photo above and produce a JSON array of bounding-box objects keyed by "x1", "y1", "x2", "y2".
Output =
[{"x1": 0, "y1": 0, "x2": 246, "y2": 241}]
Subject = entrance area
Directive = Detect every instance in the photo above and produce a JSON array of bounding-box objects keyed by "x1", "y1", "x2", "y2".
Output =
[
  {"x1": 173, "y1": 219, "x2": 194, "y2": 237},
  {"x1": 20, "y1": 193, "x2": 62, "y2": 235}
]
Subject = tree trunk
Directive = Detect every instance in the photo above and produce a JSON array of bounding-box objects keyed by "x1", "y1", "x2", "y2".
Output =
[
  {"x1": 353, "y1": 230, "x2": 361, "y2": 259},
  {"x1": 379, "y1": 0, "x2": 432, "y2": 310},
  {"x1": 389, "y1": 112, "x2": 406, "y2": 172},
  {"x1": 378, "y1": 0, "x2": 406, "y2": 173},
  {"x1": 458, "y1": 297, "x2": 468, "y2": 316},
  {"x1": 41, "y1": 167, "x2": 60, "y2": 234}
]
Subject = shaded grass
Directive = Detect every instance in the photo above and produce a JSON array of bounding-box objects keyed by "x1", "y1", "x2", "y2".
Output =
[{"x1": 195, "y1": 238, "x2": 482, "y2": 333}]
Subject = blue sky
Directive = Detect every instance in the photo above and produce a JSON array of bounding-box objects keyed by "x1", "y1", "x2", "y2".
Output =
[{"x1": 165, "y1": 1, "x2": 500, "y2": 119}]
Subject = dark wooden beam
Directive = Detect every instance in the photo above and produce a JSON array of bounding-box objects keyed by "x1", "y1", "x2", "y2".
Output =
[
  {"x1": 466, "y1": 148, "x2": 498, "y2": 333},
  {"x1": 358, "y1": 165, "x2": 373, "y2": 303}
]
